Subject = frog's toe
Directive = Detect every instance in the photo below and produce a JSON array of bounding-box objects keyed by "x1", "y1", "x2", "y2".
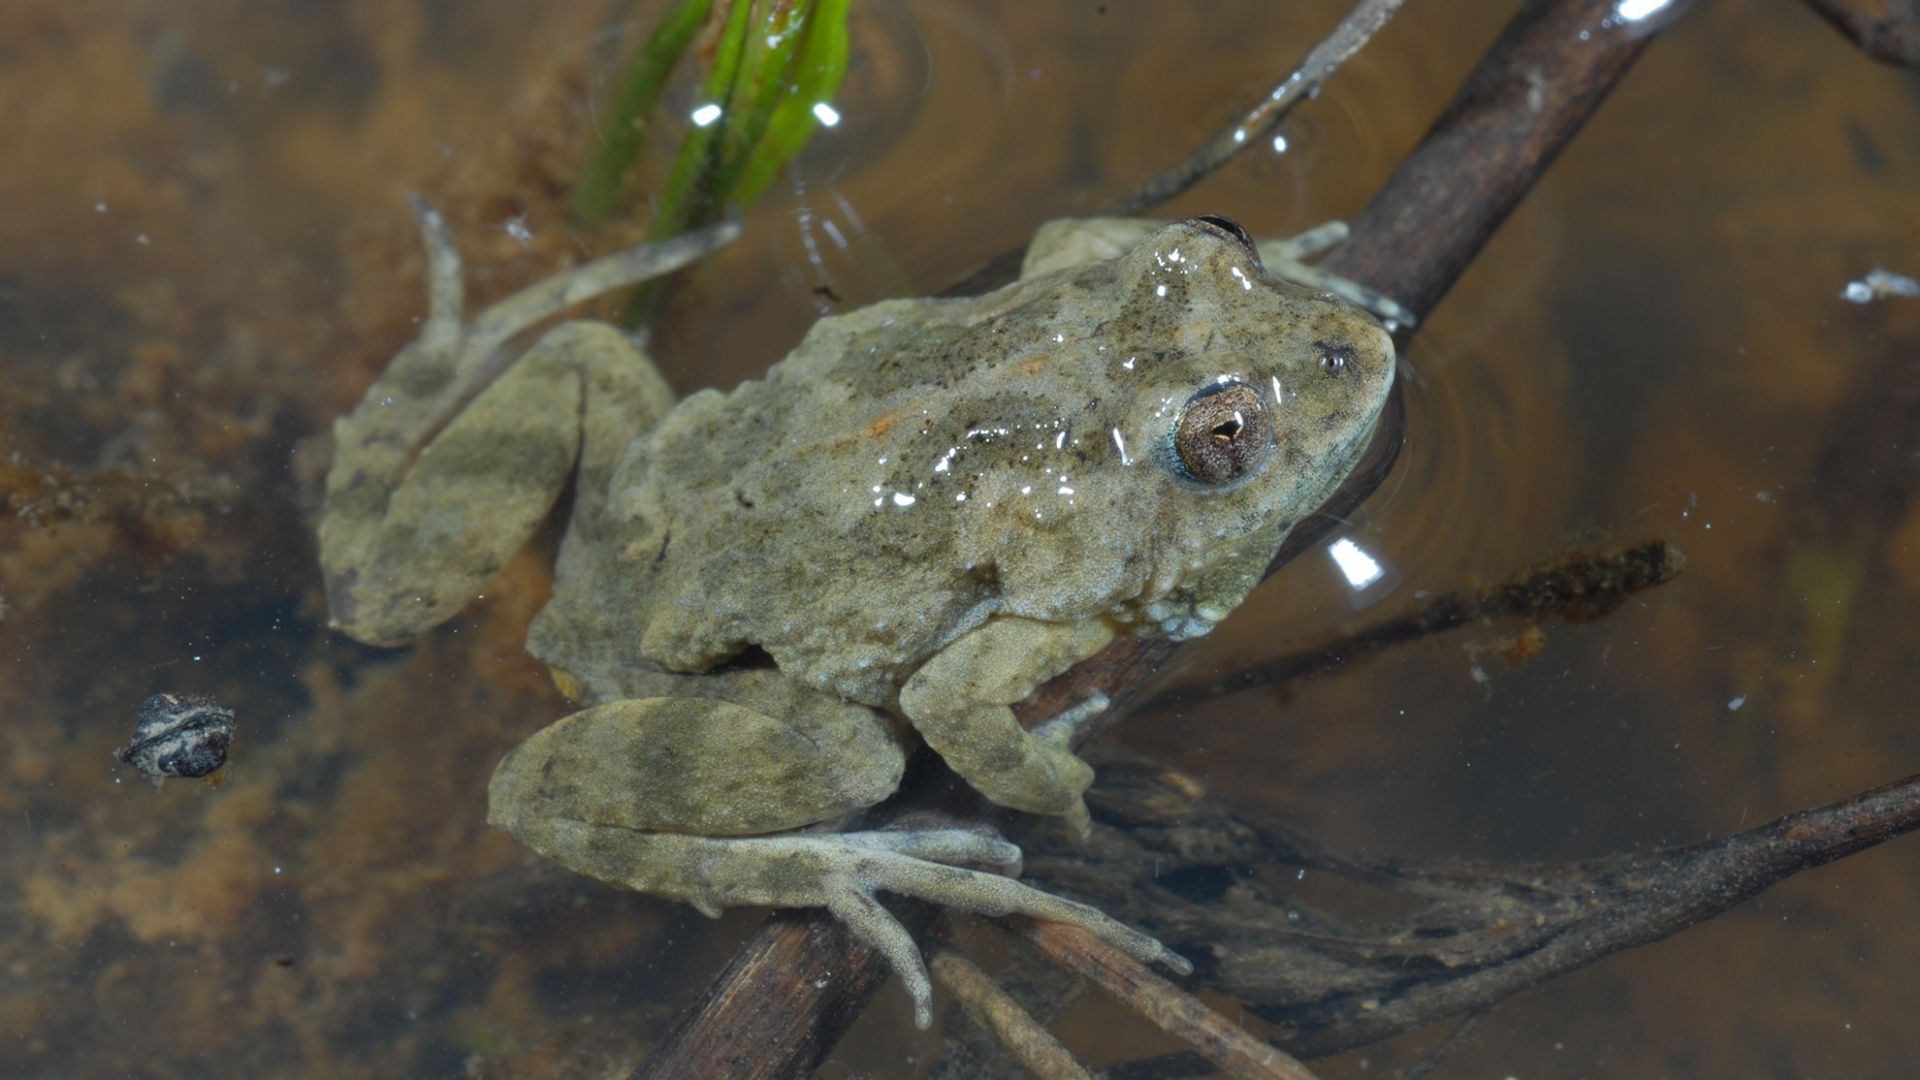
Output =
[
  {"x1": 824, "y1": 883, "x2": 937, "y2": 1029},
  {"x1": 1031, "y1": 692, "x2": 1110, "y2": 748},
  {"x1": 1061, "y1": 796, "x2": 1093, "y2": 843},
  {"x1": 875, "y1": 859, "x2": 1187, "y2": 977},
  {"x1": 858, "y1": 825, "x2": 1023, "y2": 873},
  {"x1": 833, "y1": 831, "x2": 1191, "y2": 995}
]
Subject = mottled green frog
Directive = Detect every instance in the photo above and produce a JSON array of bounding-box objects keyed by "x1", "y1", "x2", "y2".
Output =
[{"x1": 318, "y1": 203, "x2": 1394, "y2": 1026}]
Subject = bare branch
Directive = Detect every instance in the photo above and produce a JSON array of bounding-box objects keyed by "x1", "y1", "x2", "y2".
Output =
[
  {"x1": 1110, "y1": 0, "x2": 1409, "y2": 216},
  {"x1": 1149, "y1": 539, "x2": 1686, "y2": 710},
  {"x1": 930, "y1": 951, "x2": 1095, "y2": 1080},
  {"x1": 1400, "y1": 1011, "x2": 1487, "y2": 1080},
  {"x1": 1801, "y1": 0, "x2": 1920, "y2": 67},
  {"x1": 1009, "y1": 918, "x2": 1324, "y2": 1080},
  {"x1": 1016, "y1": 748, "x2": 1920, "y2": 1060}
]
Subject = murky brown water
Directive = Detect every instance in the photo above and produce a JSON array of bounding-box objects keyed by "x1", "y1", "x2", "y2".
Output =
[{"x1": 4, "y1": 1, "x2": 1919, "y2": 1076}]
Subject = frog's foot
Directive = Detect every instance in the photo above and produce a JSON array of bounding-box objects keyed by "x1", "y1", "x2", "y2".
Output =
[
  {"x1": 488, "y1": 695, "x2": 1185, "y2": 1028},
  {"x1": 817, "y1": 828, "x2": 1190, "y2": 1028},
  {"x1": 1254, "y1": 223, "x2": 1417, "y2": 329},
  {"x1": 1022, "y1": 693, "x2": 1111, "y2": 838}
]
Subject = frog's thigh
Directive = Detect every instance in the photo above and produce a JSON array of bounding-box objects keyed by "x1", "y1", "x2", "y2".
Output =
[
  {"x1": 489, "y1": 691, "x2": 904, "y2": 846},
  {"x1": 320, "y1": 321, "x2": 671, "y2": 646},
  {"x1": 898, "y1": 616, "x2": 1114, "y2": 823}
]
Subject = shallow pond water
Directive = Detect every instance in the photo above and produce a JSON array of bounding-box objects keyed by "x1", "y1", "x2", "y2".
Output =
[{"x1": 4, "y1": 1, "x2": 1919, "y2": 1077}]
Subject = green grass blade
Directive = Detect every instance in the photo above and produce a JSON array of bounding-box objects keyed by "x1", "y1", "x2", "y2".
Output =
[
  {"x1": 730, "y1": 0, "x2": 849, "y2": 203},
  {"x1": 705, "y1": 1, "x2": 810, "y2": 205},
  {"x1": 569, "y1": 0, "x2": 712, "y2": 226},
  {"x1": 650, "y1": 0, "x2": 757, "y2": 240}
]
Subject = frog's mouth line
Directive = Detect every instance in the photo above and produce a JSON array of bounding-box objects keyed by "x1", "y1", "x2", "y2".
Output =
[{"x1": 1272, "y1": 380, "x2": 1403, "y2": 566}]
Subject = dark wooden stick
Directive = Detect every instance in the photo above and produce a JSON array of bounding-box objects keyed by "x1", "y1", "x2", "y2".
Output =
[
  {"x1": 930, "y1": 950, "x2": 1096, "y2": 1080},
  {"x1": 1317, "y1": 0, "x2": 1672, "y2": 324},
  {"x1": 1009, "y1": 918, "x2": 1323, "y2": 1080},
  {"x1": 1145, "y1": 539, "x2": 1686, "y2": 710},
  {"x1": 1801, "y1": 0, "x2": 1920, "y2": 66},
  {"x1": 1266, "y1": 767, "x2": 1920, "y2": 1057},
  {"x1": 635, "y1": 1, "x2": 1674, "y2": 1074},
  {"x1": 1025, "y1": 735, "x2": 1920, "y2": 1068}
]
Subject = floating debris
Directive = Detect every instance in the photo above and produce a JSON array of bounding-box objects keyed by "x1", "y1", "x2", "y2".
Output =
[
  {"x1": 115, "y1": 693, "x2": 235, "y2": 787},
  {"x1": 1841, "y1": 267, "x2": 1920, "y2": 304}
]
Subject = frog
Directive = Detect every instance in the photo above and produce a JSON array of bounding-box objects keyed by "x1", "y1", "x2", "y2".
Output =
[{"x1": 317, "y1": 199, "x2": 1396, "y2": 1028}]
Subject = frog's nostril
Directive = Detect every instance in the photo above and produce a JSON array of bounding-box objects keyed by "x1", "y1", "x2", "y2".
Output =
[{"x1": 1314, "y1": 341, "x2": 1354, "y2": 377}]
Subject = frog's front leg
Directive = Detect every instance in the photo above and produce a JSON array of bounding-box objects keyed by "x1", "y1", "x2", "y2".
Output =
[
  {"x1": 486, "y1": 679, "x2": 1187, "y2": 1029},
  {"x1": 319, "y1": 201, "x2": 736, "y2": 646},
  {"x1": 898, "y1": 616, "x2": 1116, "y2": 836}
]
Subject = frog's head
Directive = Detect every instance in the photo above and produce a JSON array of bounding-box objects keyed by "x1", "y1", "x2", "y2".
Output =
[{"x1": 1096, "y1": 216, "x2": 1396, "y2": 637}]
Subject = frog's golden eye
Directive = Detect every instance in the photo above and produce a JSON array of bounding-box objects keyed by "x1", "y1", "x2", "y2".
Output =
[{"x1": 1174, "y1": 380, "x2": 1271, "y2": 486}]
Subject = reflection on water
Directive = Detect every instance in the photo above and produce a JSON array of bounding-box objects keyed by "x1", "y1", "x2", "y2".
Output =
[{"x1": 3, "y1": 1, "x2": 1919, "y2": 1076}]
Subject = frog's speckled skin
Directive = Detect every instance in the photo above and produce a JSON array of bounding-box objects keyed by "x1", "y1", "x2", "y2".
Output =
[{"x1": 318, "y1": 205, "x2": 1393, "y2": 1027}]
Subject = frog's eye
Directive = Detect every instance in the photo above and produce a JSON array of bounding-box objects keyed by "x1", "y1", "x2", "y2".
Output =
[
  {"x1": 1185, "y1": 214, "x2": 1264, "y2": 271},
  {"x1": 1174, "y1": 380, "x2": 1271, "y2": 486}
]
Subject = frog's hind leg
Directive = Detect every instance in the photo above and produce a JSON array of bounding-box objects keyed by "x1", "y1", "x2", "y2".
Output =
[
  {"x1": 486, "y1": 682, "x2": 1189, "y2": 1030},
  {"x1": 319, "y1": 201, "x2": 737, "y2": 647},
  {"x1": 488, "y1": 818, "x2": 1189, "y2": 1031},
  {"x1": 322, "y1": 321, "x2": 652, "y2": 646}
]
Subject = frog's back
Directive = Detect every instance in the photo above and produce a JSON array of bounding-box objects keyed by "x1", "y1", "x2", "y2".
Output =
[
  {"x1": 528, "y1": 219, "x2": 1395, "y2": 709},
  {"x1": 529, "y1": 283, "x2": 1062, "y2": 708}
]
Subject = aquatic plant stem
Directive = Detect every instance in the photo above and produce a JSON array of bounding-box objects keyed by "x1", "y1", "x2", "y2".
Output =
[
  {"x1": 649, "y1": 0, "x2": 756, "y2": 242},
  {"x1": 730, "y1": 0, "x2": 850, "y2": 203},
  {"x1": 617, "y1": 0, "x2": 853, "y2": 326},
  {"x1": 570, "y1": 0, "x2": 712, "y2": 226}
]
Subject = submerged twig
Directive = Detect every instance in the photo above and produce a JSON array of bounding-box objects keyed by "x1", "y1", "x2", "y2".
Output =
[
  {"x1": 1801, "y1": 0, "x2": 1920, "y2": 67},
  {"x1": 1009, "y1": 919, "x2": 1323, "y2": 1080},
  {"x1": 1021, "y1": 744, "x2": 1920, "y2": 1064},
  {"x1": 1400, "y1": 1011, "x2": 1486, "y2": 1080},
  {"x1": 1148, "y1": 539, "x2": 1687, "y2": 710},
  {"x1": 1110, "y1": 0, "x2": 1409, "y2": 216},
  {"x1": 930, "y1": 951, "x2": 1094, "y2": 1080}
]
